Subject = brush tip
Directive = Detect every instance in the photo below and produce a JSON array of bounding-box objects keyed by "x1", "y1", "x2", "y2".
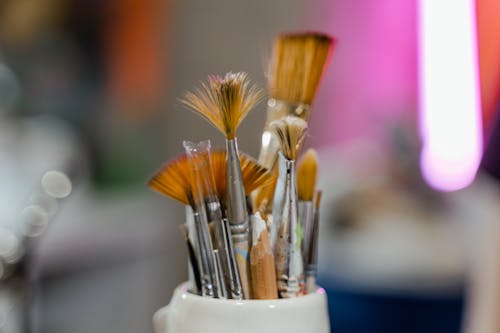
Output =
[
  {"x1": 181, "y1": 71, "x2": 263, "y2": 139},
  {"x1": 297, "y1": 149, "x2": 318, "y2": 201},
  {"x1": 269, "y1": 31, "x2": 335, "y2": 105},
  {"x1": 314, "y1": 190, "x2": 322, "y2": 209},
  {"x1": 269, "y1": 116, "x2": 308, "y2": 160},
  {"x1": 278, "y1": 31, "x2": 335, "y2": 44}
]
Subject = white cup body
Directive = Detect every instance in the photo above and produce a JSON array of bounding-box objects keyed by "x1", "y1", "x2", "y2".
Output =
[{"x1": 154, "y1": 282, "x2": 330, "y2": 333}]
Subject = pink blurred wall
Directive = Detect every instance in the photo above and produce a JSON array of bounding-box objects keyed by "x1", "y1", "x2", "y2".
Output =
[{"x1": 304, "y1": 0, "x2": 418, "y2": 147}]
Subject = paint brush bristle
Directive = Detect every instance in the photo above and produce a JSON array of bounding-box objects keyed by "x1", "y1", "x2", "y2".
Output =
[
  {"x1": 297, "y1": 149, "x2": 318, "y2": 201},
  {"x1": 210, "y1": 150, "x2": 275, "y2": 199},
  {"x1": 148, "y1": 154, "x2": 198, "y2": 206},
  {"x1": 268, "y1": 32, "x2": 334, "y2": 105},
  {"x1": 314, "y1": 190, "x2": 322, "y2": 210},
  {"x1": 269, "y1": 116, "x2": 308, "y2": 160},
  {"x1": 254, "y1": 170, "x2": 278, "y2": 217},
  {"x1": 181, "y1": 72, "x2": 264, "y2": 139}
]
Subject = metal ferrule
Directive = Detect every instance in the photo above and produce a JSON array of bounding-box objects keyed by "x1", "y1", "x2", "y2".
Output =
[
  {"x1": 213, "y1": 250, "x2": 227, "y2": 299},
  {"x1": 225, "y1": 138, "x2": 249, "y2": 240},
  {"x1": 212, "y1": 213, "x2": 243, "y2": 300},
  {"x1": 272, "y1": 154, "x2": 304, "y2": 298},
  {"x1": 192, "y1": 208, "x2": 217, "y2": 298},
  {"x1": 222, "y1": 218, "x2": 243, "y2": 300},
  {"x1": 270, "y1": 152, "x2": 286, "y2": 248},
  {"x1": 305, "y1": 202, "x2": 320, "y2": 279},
  {"x1": 258, "y1": 99, "x2": 311, "y2": 170},
  {"x1": 299, "y1": 201, "x2": 315, "y2": 268}
]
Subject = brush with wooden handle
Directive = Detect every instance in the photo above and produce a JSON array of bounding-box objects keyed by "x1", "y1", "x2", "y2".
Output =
[{"x1": 250, "y1": 212, "x2": 278, "y2": 299}]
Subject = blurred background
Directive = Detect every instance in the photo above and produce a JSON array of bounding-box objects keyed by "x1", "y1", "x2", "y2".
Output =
[{"x1": 0, "y1": 0, "x2": 499, "y2": 332}]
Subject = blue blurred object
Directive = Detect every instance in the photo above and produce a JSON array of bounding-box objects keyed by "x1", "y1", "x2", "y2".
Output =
[{"x1": 319, "y1": 279, "x2": 463, "y2": 333}]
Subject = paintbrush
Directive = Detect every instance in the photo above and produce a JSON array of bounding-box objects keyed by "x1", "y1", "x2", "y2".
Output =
[
  {"x1": 148, "y1": 154, "x2": 218, "y2": 298},
  {"x1": 181, "y1": 72, "x2": 263, "y2": 299},
  {"x1": 183, "y1": 140, "x2": 243, "y2": 300},
  {"x1": 297, "y1": 149, "x2": 318, "y2": 273},
  {"x1": 258, "y1": 32, "x2": 334, "y2": 171},
  {"x1": 250, "y1": 212, "x2": 278, "y2": 299},
  {"x1": 269, "y1": 116, "x2": 308, "y2": 298},
  {"x1": 305, "y1": 191, "x2": 322, "y2": 294}
]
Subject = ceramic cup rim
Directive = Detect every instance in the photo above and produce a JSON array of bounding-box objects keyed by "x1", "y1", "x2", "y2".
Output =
[{"x1": 172, "y1": 282, "x2": 327, "y2": 306}]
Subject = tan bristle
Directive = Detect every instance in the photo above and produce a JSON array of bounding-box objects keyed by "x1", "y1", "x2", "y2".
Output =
[
  {"x1": 210, "y1": 150, "x2": 274, "y2": 199},
  {"x1": 269, "y1": 116, "x2": 308, "y2": 160},
  {"x1": 269, "y1": 32, "x2": 334, "y2": 105},
  {"x1": 148, "y1": 154, "x2": 197, "y2": 206},
  {"x1": 254, "y1": 172, "x2": 278, "y2": 218},
  {"x1": 181, "y1": 72, "x2": 263, "y2": 139},
  {"x1": 297, "y1": 149, "x2": 318, "y2": 201},
  {"x1": 314, "y1": 190, "x2": 322, "y2": 210},
  {"x1": 241, "y1": 154, "x2": 276, "y2": 194}
]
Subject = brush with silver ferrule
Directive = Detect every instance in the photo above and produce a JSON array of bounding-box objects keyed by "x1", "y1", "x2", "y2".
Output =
[
  {"x1": 183, "y1": 140, "x2": 243, "y2": 300},
  {"x1": 184, "y1": 146, "x2": 221, "y2": 298},
  {"x1": 148, "y1": 153, "x2": 217, "y2": 297},
  {"x1": 213, "y1": 249, "x2": 227, "y2": 299},
  {"x1": 297, "y1": 149, "x2": 318, "y2": 270},
  {"x1": 208, "y1": 149, "x2": 276, "y2": 296},
  {"x1": 181, "y1": 72, "x2": 263, "y2": 298},
  {"x1": 269, "y1": 116, "x2": 308, "y2": 298}
]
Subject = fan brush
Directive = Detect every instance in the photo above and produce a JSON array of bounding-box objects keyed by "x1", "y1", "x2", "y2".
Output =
[
  {"x1": 181, "y1": 72, "x2": 263, "y2": 298},
  {"x1": 148, "y1": 154, "x2": 218, "y2": 298}
]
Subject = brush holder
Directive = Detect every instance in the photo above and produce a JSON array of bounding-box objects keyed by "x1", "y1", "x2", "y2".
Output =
[{"x1": 153, "y1": 282, "x2": 330, "y2": 333}]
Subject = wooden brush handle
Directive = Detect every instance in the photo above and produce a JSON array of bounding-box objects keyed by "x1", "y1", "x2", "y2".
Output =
[{"x1": 250, "y1": 229, "x2": 278, "y2": 299}]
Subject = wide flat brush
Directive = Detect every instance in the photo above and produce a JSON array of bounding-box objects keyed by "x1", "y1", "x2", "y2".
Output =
[
  {"x1": 259, "y1": 32, "x2": 335, "y2": 171},
  {"x1": 269, "y1": 116, "x2": 308, "y2": 298},
  {"x1": 297, "y1": 149, "x2": 318, "y2": 272},
  {"x1": 181, "y1": 72, "x2": 263, "y2": 298}
]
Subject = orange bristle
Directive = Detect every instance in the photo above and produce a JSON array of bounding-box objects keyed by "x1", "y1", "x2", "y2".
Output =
[
  {"x1": 148, "y1": 154, "x2": 199, "y2": 206},
  {"x1": 210, "y1": 150, "x2": 275, "y2": 200},
  {"x1": 297, "y1": 149, "x2": 318, "y2": 201},
  {"x1": 254, "y1": 171, "x2": 278, "y2": 218},
  {"x1": 269, "y1": 32, "x2": 335, "y2": 105}
]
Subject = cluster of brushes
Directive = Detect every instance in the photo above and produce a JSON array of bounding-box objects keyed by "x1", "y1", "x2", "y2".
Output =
[{"x1": 149, "y1": 32, "x2": 334, "y2": 300}]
